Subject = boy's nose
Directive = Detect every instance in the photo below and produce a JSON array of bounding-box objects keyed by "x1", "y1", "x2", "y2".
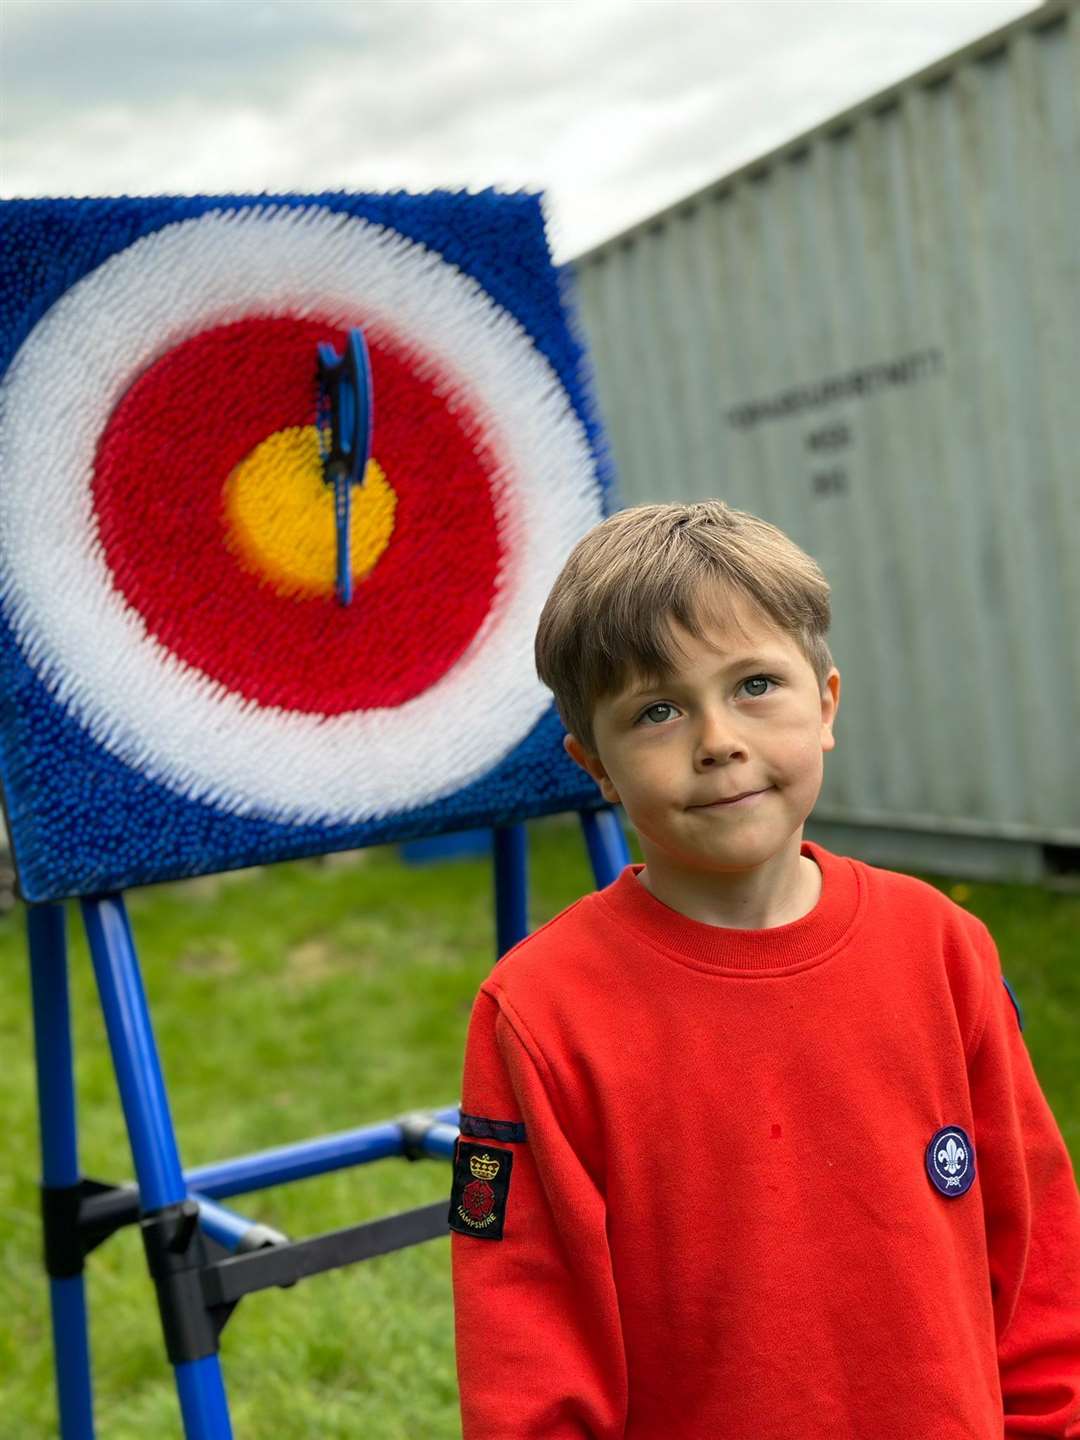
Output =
[{"x1": 693, "y1": 711, "x2": 746, "y2": 768}]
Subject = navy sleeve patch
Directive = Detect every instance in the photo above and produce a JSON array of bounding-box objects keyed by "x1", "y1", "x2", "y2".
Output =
[
  {"x1": 448, "y1": 1141, "x2": 513, "y2": 1240},
  {"x1": 459, "y1": 1112, "x2": 527, "y2": 1143},
  {"x1": 1001, "y1": 976, "x2": 1024, "y2": 1031},
  {"x1": 926, "y1": 1126, "x2": 977, "y2": 1197}
]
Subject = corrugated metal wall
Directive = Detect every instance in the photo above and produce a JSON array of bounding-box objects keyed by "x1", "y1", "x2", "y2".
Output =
[{"x1": 571, "y1": 2, "x2": 1080, "y2": 882}]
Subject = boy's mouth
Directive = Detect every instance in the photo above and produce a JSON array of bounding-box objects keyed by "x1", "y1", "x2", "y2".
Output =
[{"x1": 692, "y1": 786, "x2": 772, "y2": 809}]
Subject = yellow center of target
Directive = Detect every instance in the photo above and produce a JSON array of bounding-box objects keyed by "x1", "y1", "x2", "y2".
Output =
[{"x1": 224, "y1": 426, "x2": 396, "y2": 598}]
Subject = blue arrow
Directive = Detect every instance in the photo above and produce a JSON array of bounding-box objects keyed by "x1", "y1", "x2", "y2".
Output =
[{"x1": 316, "y1": 329, "x2": 373, "y2": 606}]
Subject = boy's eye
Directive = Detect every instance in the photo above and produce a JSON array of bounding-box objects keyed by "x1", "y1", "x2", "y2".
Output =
[
  {"x1": 741, "y1": 675, "x2": 777, "y2": 698},
  {"x1": 637, "y1": 702, "x2": 678, "y2": 726}
]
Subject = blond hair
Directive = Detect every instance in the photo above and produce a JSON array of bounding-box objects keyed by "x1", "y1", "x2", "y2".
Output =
[{"x1": 535, "y1": 501, "x2": 834, "y2": 753}]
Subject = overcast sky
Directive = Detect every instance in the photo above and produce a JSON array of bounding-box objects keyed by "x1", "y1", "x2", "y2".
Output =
[{"x1": 0, "y1": 0, "x2": 1043, "y2": 261}]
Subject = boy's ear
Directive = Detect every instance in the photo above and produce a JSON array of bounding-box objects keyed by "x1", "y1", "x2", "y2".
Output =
[
  {"x1": 820, "y1": 668, "x2": 841, "y2": 754},
  {"x1": 563, "y1": 734, "x2": 621, "y2": 806}
]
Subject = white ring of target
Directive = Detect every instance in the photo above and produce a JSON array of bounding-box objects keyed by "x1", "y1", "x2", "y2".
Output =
[{"x1": 0, "y1": 206, "x2": 603, "y2": 822}]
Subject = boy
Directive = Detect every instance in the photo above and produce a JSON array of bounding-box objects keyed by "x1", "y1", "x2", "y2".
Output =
[{"x1": 449, "y1": 501, "x2": 1080, "y2": 1438}]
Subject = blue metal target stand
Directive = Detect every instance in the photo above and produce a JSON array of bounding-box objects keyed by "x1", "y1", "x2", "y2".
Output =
[{"x1": 23, "y1": 329, "x2": 632, "y2": 1438}]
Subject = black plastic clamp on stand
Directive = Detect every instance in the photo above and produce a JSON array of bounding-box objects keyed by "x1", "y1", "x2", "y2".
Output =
[
  {"x1": 142, "y1": 1199, "x2": 238, "y2": 1364},
  {"x1": 41, "y1": 1178, "x2": 138, "y2": 1278}
]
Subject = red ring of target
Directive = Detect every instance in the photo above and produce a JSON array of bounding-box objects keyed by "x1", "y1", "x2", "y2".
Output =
[{"x1": 91, "y1": 316, "x2": 502, "y2": 715}]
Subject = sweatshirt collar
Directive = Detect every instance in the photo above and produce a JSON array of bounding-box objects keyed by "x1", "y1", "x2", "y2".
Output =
[{"x1": 593, "y1": 840, "x2": 863, "y2": 974}]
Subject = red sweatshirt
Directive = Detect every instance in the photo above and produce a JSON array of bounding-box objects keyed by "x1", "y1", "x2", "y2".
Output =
[{"x1": 450, "y1": 840, "x2": 1080, "y2": 1439}]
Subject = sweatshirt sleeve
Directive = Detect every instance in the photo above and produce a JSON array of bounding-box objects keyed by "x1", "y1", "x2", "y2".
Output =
[
  {"x1": 965, "y1": 929, "x2": 1080, "y2": 1437},
  {"x1": 450, "y1": 986, "x2": 627, "y2": 1439}
]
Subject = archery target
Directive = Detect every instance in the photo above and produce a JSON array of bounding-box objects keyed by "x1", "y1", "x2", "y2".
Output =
[{"x1": 0, "y1": 205, "x2": 604, "y2": 829}]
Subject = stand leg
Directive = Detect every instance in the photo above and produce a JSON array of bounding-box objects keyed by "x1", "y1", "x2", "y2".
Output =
[
  {"x1": 27, "y1": 904, "x2": 96, "y2": 1440},
  {"x1": 493, "y1": 824, "x2": 528, "y2": 957},
  {"x1": 80, "y1": 895, "x2": 233, "y2": 1440},
  {"x1": 580, "y1": 808, "x2": 630, "y2": 888}
]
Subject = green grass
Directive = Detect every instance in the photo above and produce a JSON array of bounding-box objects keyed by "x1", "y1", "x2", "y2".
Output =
[{"x1": 0, "y1": 820, "x2": 1076, "y2": 1437}]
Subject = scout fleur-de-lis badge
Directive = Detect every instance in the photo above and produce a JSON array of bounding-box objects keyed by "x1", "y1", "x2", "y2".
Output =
[
  {"x1": 926, "y1": 1126, "x2": 976, "y2": 1197},
  {"x1": 448, "y1": 1142, "x2": 514, "y2": 1240}
]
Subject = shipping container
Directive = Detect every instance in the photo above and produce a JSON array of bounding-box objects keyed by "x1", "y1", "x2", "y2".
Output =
[{"x1": 571, "y1": 0, "x2": 1080, "y2": 886}]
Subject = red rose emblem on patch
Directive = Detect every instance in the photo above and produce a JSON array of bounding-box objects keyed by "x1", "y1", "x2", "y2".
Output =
[{"x1": 462, "y1": 1178, "x2": 495, "y2": 1221}]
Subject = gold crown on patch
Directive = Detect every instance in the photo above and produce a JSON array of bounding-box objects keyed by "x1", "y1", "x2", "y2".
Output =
[{"x1": 469, "y1": 1152, "x2": 501, "y2": 1181}]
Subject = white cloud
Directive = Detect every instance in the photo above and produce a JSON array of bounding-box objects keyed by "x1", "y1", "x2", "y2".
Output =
[{"x1": 0, "y1": 0, "x2": 1044, "y2": 259}]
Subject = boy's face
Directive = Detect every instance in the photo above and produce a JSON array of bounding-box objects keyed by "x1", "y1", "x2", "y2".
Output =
[{"x1": 564, "y1": 593, "x2": 840, "y2": 889}]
